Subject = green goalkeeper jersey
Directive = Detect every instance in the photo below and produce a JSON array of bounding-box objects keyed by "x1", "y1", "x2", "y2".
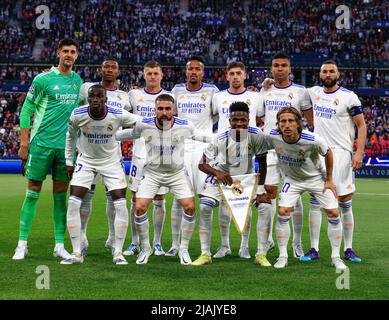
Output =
[{"x1": 24, "y1": 66, "x2": 83, "y2": 149}]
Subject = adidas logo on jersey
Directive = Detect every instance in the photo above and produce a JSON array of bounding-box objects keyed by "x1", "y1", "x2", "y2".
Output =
[{"x1": 53, "y1": 85, "x2": 60, "y2": 90}]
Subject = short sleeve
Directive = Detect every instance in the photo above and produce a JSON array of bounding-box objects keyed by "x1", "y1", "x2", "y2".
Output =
[
  {"x1": 300, "y1": 88, "x2": 312, "y2": 111},
  {"x1": 315, "y1": 134, "x2": 330, "y2": 156}
]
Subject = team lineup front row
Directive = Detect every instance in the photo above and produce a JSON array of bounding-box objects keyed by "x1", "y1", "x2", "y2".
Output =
[{"x1": 12, "y1": 39, "x2": 366, "y2": 270}]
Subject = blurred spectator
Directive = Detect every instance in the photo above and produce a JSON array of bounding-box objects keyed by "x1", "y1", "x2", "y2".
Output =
[{"x1": 1, "y1": 0, "x2": 388, "y2": 67}]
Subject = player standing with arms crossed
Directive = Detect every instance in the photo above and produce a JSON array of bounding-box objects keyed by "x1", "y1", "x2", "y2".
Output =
[{"x1": 13, "y1": 39, "x2": 82, "y2": 260}]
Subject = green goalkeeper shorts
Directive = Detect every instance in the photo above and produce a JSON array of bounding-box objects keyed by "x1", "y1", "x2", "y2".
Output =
[{"x1": 24, "y1": 138, "x2": 69, "y2": 182}]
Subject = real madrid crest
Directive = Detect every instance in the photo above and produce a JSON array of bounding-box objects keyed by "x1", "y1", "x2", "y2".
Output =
[
  {"x1": 201, "y1": 94, "x2": 206, "y2": 101},
  {"x1": 246, "y1": 99, "x2": 251, "y2": 106},
  {"x1": 73, "y1": 83, "x2": 78, "y2": 91},
  {"x1": 107, "y1": 123, "x2": 113, "y2": 131},
  {"x1": 288, "y1": 92, "x2": 294, "y2": 100},
  {"x1": 232, "y1": 180, "x2": 244, "y2": 196},
  {"x1": 333, "y1": 98, "x2": 339, "y2": 106},
  {"x1": 117, "y1": 94, "x2": 122, "y2": 100}
]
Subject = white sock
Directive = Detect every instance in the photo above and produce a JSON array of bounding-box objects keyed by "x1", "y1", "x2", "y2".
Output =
[
  {"x1": 339, "y1": 200, "x2": 354, "y2": 250},
  {"x1": 291, "y1": 196, "x2": 303, "y2": 245},
  {"x1": 257, "y1": 203, "x2": 272, "y2": 255},
  {"x1": 171, "y1": 198, "x2": 183, "y2": 248},
  {"x1": 328, "y1": 217, "x2": 343, "y2": 258},
  {"x1": 112, "y1": 198, "x2": 129, "y2": 255},
  {"x1": 199, "y1": 198, "x2": 216, "y2": 255},
  {"x1": 134, "y1": 213, "x2": 151, "y2": 251},
  {"x1": 18, "y1": 240, "x2": 27, "y2": 247},
  {"x1": 152, "y1": 199, "x2": 166, "y2": 246},
  {"x1": 240, "y1": 212, "x2": 252, "y2": 249},
  {"x1": 180, "y1": 212, "x2": 195, "y2": 251},
  {"x1": 218, "y1": 202, "x2": 231, "y2": 248},
  {"x1": 80, "y1": 189, "x2": 94, "y2": 241},
  {"x1": 268, "y1": 198, "x2": 277, "y2": 243},
  {"x1": 106, "y1": 192, "x2": 116, "y2": 242},
  {"x1": 130, "y1": 199, "x2": 139, "y2": 245},
  {"x1": 67, "y1": 196, "x2": 82, "y2": 254},
  {"x1": 275, "y1": 215, "x2": 290, "y2": 257},
  {"x1": 309, "y1": 196, "x2": 322, "y2": 251}
]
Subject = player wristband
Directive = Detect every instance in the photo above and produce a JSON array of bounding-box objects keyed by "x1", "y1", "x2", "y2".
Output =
[{"x1": 256, "y1": 185, "x2": 266, "y2": 195}]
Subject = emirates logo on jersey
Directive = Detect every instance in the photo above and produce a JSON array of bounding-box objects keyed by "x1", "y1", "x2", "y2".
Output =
[
  {"x1": 107, "y1": 123, "x2": 113, "y2": 131},
  {"x1": 288, "y1": 92, "x2": 294, "y2": 100},
  {"x1": 246, "y1": 99, "x2": 251, "y2": 106},
  {"x1": 334, "y1": 98, "x2": 339, "y2": 106}
]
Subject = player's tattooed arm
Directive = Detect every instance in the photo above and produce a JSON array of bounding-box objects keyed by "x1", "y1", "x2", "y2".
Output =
[{"x1": 198, "y1": 154, "x2": 233, "y2": 185}]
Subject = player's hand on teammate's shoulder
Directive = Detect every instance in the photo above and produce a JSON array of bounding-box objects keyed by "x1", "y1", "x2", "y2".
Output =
[
  {"x1": 215, "y1": 170, "x2": 233, "y2": 185},
  {"x1": 66, "y1": 165, "x2": 74, "y2": 181},
  {"x1": 247, "y1": 85, "x2": 258, "y2": 92},
  {"x1": 261, "y1": 78, "x2": 274, "y2": 90},
  {"x1": 323, "y1": 180, "x2": 337, "y2": 198}
]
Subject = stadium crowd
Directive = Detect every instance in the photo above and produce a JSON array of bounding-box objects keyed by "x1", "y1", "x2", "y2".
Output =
[
  {"x1": 1, "y1": 91, "x2": 388, "y2": 159},
  {"x1": 2, "y1": 64, "x2": 389, "y2": 90},
  {"x1": 1, "y1": 0, "x2": 388, "y2": 66}
]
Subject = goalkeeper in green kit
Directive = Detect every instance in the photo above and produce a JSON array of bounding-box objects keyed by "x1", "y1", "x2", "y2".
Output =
[{"x1": 13, "y1": 39, "x2": 83, "y2": 260}]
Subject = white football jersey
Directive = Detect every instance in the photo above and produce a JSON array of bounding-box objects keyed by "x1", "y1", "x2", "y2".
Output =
[
  {"x1": 259, "y1": 82, "x2": 312, "y2": 135},
  {"x1": 171, "y1": 82, "x2": 219, "y2": 151},
  {"x1": 266, "y1": 129, "x2": 329, "y2": 181},
  {"x1": 308, "y1": 86, "x2": 362, "y2": 153},
  {"x1": 66, "y1": 106, "x2": 140, "y2": 167},
  {"x1": 128, "y1": 117, "x2": 212, "y2": 173},
  {"x1": 205, "y1": 126, "x2": 268, "y2": 176},
  {"x1": 129, "y1": 87, "x2": 170, "y2": 159},
  {"x1": 212, "y1": 89, "x2": 263, "y2": 132},
  {"x1": 79, "y1": 82, "x2": 131, "y2": 111}
]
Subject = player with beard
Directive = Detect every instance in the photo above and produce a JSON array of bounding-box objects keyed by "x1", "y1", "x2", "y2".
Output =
[{"x1": 301, "y1": 60, "x2": 366, "y2": 263}]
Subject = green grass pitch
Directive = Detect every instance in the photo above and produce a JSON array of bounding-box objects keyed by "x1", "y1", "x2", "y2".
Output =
[{"x1": 0, "y1": 174, "x2": 388, "y2": 300}]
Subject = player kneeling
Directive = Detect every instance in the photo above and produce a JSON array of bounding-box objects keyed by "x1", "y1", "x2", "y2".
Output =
[
  {"x1": 268, "y1": 107, "x2": 347, "y2": 270},
  {"x1": 61, "y1": 84, "x2": 139, "y2": 265}
]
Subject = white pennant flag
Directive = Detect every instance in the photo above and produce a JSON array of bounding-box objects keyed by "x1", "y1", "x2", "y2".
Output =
[{"x1": 218, "y1": 173, "x2": 258, "y2": 234}]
